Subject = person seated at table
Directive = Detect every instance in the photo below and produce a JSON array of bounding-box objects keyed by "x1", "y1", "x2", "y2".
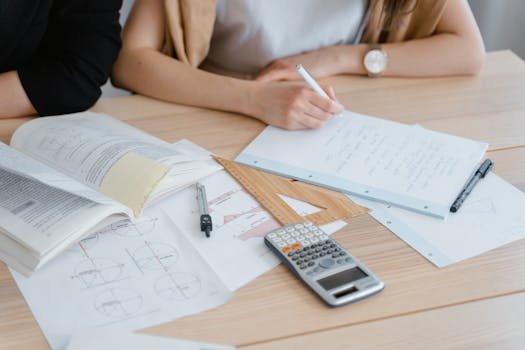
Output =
[
  {"x1": 112, "y1": 0, "x2": 485, "y2": 130},
  {"x1": 0, "y1": 0, "x2": 123, "y2": 119}
]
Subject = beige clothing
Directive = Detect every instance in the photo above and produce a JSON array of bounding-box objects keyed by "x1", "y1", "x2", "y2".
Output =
[{"x1": 163, "y1": 0, "x2": 449, "y2": 68}]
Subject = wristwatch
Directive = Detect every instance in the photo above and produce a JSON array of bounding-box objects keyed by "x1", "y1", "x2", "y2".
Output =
[{"x1": 364, "y1": 45, "x2": 388, "y2": 77}]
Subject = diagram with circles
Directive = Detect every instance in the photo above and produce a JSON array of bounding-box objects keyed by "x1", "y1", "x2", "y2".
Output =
[
  {"x1": 155, "y1": 272, "x2": 202, "y2": 301},
  {"x1": 72, "y1": 257, "x2": 125, "y2": 289},
  {"x1": 130, "y1": 241, "x2": 179, "y2": 272},
  {"x1": 94, "y1": 288, "x2": 143, "y2": 319}
]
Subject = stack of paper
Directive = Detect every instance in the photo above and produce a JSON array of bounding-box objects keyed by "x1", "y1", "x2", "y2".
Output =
[{"x1": 236, "y1": 111, "x2": 488, "y2": 219}]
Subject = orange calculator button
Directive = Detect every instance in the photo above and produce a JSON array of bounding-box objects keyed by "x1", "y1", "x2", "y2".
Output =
[
  {"x1": 292, "y1": 244, "x2": 302, "y2": 250},
  {"x1": 282, "y1": 247, "x2": 293, "y2": 253}
]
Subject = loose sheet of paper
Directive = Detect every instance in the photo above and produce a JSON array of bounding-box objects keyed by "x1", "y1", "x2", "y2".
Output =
[
  {"x1": 160, "y1": 170, "x2": 347, "y2": 291},
  {"x1": 349, "y1": 173, "x2": 525, "y2": 267},
  {"x1": 11, "y1": 206, "x2": 232, "y2": 350},
  {"x1": 66, "y1": 329, "x2": 235, "y2": 350},
  {"x1": 237, "y1": 111, "x2": 487, "y2": 218}
]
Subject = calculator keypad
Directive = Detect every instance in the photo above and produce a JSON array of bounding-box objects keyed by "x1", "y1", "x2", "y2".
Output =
[{"x1": 265, "y1": 222, "x2": 352, "y2": 275}]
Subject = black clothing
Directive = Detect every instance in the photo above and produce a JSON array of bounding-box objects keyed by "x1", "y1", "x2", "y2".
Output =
[{"x1": 0, "y1": 0, "x2": 122, "y2": 116}]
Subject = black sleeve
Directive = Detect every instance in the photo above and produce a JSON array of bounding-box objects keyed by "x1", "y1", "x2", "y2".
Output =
[{"x1": 18, "y1": 0, "x2": 123, "y2": 116}]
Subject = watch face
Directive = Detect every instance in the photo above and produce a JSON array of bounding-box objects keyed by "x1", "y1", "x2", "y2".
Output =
[{"x1": 364, "y1": 50, "x2": 387, "y2": 75}]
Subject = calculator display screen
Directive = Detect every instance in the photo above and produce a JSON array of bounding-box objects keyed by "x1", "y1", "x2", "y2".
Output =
[{"x1": 317, "y1": 267, "x2": 368, "y2": 291}]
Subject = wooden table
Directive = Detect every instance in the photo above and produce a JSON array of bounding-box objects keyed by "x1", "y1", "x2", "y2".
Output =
[{"x1": 1, "y1": 50, "x2": 525, "y2": 350}]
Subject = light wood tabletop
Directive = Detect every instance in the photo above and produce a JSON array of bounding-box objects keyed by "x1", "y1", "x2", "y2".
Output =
[{"x1": 1, "y1": 50, "x2": 524, "y2": 350}]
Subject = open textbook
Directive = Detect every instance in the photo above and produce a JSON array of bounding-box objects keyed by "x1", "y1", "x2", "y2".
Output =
[
  {"x1": 237, "y1": 111, "x2": 488, "y2": 219},
  {"x1": 11, "y1": 167, "x2": 347, "y2": 350},
  {"x1": 0, "y1": 112, "x2": 220, "y2": 276}
]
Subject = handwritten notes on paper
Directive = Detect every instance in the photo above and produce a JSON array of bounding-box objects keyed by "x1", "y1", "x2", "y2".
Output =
[{"x1": 237, "y1": 111, "x2": 487, "y2": 218}]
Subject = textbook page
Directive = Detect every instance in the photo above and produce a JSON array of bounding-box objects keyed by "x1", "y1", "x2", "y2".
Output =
[
  {"x1": 11, "y1": 207, "x2": 232, "y2": 350},
  {"x1": 237, "y1": 111, "x2": 488, "y2": 219},
  {"x1": 0, "y1": 144, "x2": 129, "y2": 265},
  {"x1": 10, "y1": 112, "x2": 218, "y2": 215},
  {"x1": 349, "y1": 173, "x2": 525, "y2": 267}
]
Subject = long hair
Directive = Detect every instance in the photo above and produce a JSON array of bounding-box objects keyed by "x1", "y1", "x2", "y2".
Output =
[{"x1": 380, "y1": 0, "x2": 418, "y2": 30}]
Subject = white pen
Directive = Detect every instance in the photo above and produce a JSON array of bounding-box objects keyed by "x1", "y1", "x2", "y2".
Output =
[{"x1": 296, "y1": 64, "x2": 330, "y2": 99}]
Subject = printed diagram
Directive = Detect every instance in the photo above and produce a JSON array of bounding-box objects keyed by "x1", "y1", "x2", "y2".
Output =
[
  {"x1": 154, "y1": 272, "x2": 202, "y2": 301},
  {"x1": 110, "y1": 217, "x2": 158, "y2": 237},
  {"x1": 94, "y1": 288, "x2": 143, "y2": 319},
  {"x1": 72, "y1": 257, "x2": 125, "y2": 289},
  {"x1": 77, "y1": 233, "x2": 100, "y2": 250},
  {"x1": 130, "y1": 241, "x2": 179, "y2": 272},
  {"x1": 208, "y1": 188, "x2": 279, "y2": 241}
]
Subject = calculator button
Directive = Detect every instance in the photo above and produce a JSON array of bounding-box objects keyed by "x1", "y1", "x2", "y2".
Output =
[
  {"x1": 345, "y1": 258, "x2": 353, "y2": 263},
  {"x1": 314, "y1": 230, "x2": 323, "y2": 235},
  {"x1": 287, "y1": 239, "x2": 296, "y2": 245},
  {"x1": 273, "y1": 237, "x2": 282, "y2": 243},
  {"x1": 339, "y1": 252, "x2": 346, "y2": 257},
  {"x1": 277, "y1": 242, "x2": 287, "y2": 248},
  {"x1": 292, "y1": 243, "x2": 302, "y2": 250},
  {"x1": 299, "y1": 253, "x2": 307, "y2": 258},
  {"x1": 307, "y1": 261, "x2": 315, "y2": 267},
  {"x1": 332, "y1": 253, "x2": 339, "y2": 258},
  {"x1": 322, "y1": 246, "x2": 330, "y2": 250},
  {"x1": 299, "y1": 264, "x2": 307, "y2": 270},
  {"x1": 294, "y1": 223, "x2": 304, "y2": 229},
  {"x1": 299, "y1": 228, "x2": 309, "y2": 234},
  {"x1": 282, "y1": 247, "x2": 293, "y2": 253},
  {"x1": 304, "y1": 222, "x2": 313, "y2": 227},
  {"x1": 311, "y1": 254, "x2": 319, "y2": 260},
  {"x1": 268, "y1": 233, "x2": 277, "y2": 238},
  {"x1": 319, "y1": 258, "x2": 335, "y2": 269},
  {"x1": 311, "y1": 238, "x2": 319, "y2": 243},
  {"x1": 282, "y1": 234, "x2": 291, "y2": 239},
  {"x1": 292, "y1": 256, "x2": 299, "y2": 261},
  {"x1": 286, "y1": 227, "x2": 295, "y2": 232},
  {"x1": 275, "y1": 229, "x2": 285, "y2": 235},
  {"x1": 319, "y1": 235, "x2": 329, "y2": 240},
  {"x1": 297, "y1": 259, "x2": 304, "y2": 265},
  {"x1": 313, "y1": 267, "x2": 322, "y2": 273},
  {"x1": 291, "y1": 232, "x2": 301, "y2": 237},
  {"x1": 337, "y1": 259, "x2": 345, "y2": 264},
  {"x1": 306, "y1": 233, "x2": 314, "y2": 238}
]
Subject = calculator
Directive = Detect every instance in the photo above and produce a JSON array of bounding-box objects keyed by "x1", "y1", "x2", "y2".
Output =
[{"x1": 264, "y1": 222, "x2": 384, "y2": 307}]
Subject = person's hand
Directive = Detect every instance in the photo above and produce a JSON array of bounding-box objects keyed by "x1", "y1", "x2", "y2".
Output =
[
  {"x1": 255, "y1": 46, "x2": 343, "y2": 82},
  {"x1": 248, "y1": 82, "x2": 344, "y2": 130}
]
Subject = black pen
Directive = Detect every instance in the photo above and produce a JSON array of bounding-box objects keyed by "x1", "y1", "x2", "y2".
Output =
[
  {"x1": 196, "y1": 182, "x2": 213, "y2": 237},
  {"x1": 450, "y1": 159, "x2": 493, "y2": 213}
]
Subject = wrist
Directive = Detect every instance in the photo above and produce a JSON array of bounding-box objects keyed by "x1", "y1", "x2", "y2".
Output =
[
  {"x1": 240, "y1": 80, "x2": 264, "y2": 118},
  {"x1": 335, "y1": 44, "x2": 368, "y2": 75}
]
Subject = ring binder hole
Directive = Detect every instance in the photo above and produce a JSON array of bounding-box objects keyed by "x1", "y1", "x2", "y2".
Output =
[
  {"x1": 386, "y1": 220, "x2": 391, "y2": 225},
  {"x1": 364, "y1": 190, "x2": 369, "y2": 194},
  {"x1": 424, "y1": 205, "x2": 428, "y2": 209}
]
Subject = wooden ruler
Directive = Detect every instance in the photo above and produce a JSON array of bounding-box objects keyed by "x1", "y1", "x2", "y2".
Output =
[{"x1": 214, "y1": 157, "x2": 367, "y2": 226}]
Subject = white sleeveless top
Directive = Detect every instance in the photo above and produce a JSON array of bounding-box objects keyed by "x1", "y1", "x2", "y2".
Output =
[{"x1": 203, "y1": 0, "x2": 370, "y2": 78}]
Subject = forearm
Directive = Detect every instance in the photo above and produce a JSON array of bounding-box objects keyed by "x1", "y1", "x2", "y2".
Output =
[
  {"x1": 0, "y1": 71, "x2": 36, "y2": 119},
  {"x1": 112, "y1": 48, "x2": 257, "y2": 115},
  {"x1": 333, "y1": 33, "x2": 484, "y2": 77}
]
